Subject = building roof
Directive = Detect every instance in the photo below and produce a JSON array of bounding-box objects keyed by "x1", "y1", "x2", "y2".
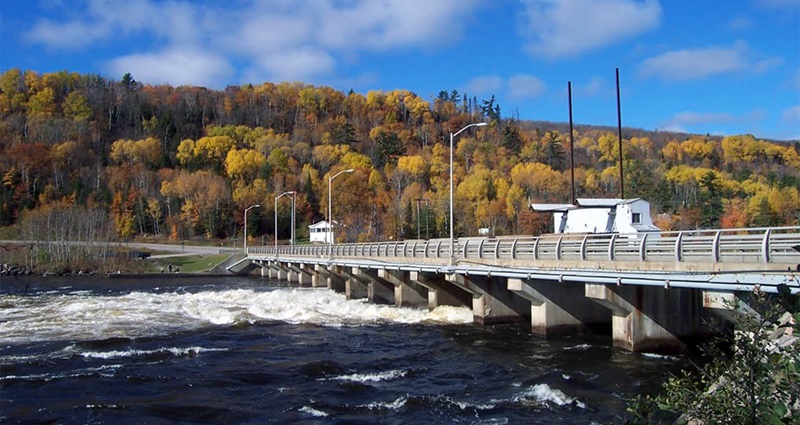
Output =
[{"x1": 530, "y1": 198, "x2": 645, "y2": 211}]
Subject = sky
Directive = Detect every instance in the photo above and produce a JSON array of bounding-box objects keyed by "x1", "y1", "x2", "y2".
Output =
[{"x1": 1, "y1": 0, "x2": 799, "y2": 141}]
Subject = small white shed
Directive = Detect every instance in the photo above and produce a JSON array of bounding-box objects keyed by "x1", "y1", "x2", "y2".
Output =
[
  {"x1": 308, "y1": 220, "x2": 333, "y2": 244},
  {"x1": 530, "y1": 198, "x2": 660, "y2": 235}
]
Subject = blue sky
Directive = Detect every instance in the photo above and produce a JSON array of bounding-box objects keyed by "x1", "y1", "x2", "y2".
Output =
[{"x1": 2, "y1": 0, "x2": 799, "y2": 140}]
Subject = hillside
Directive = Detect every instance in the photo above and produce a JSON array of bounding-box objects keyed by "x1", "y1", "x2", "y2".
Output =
[{"x1": 1, "y1": 69, "x2": 799, "y2": 245}]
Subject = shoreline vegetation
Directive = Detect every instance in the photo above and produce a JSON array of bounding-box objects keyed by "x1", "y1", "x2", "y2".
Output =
[{"x1": 0, "y1": 238, "x2": 233, "y2": 277}]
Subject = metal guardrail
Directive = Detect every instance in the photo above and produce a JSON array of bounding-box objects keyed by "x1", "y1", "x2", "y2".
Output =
[{"x1": 247, "y1": 226, "x2": 800, "y2": 266}]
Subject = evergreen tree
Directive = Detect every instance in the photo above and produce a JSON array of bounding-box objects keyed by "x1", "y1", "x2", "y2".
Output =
[
  {"x1": 373, "y1": 130, "x2": 404, "y2": 168},
  {"x1": 401, "y1": 200, "x2": 416, "y2": 240},
  {"x1": 698, "y1": 171, "x2": 723, "y2": 228},
  {"x1": 501, "y1": 125, "x2": 522, "y2": 155},
  {"x1": 544, "y1": 131, "x2": 566, "y2": 171}
]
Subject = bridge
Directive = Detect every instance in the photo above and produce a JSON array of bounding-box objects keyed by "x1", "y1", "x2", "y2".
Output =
[{"x1": 230, "y1": 226, "x2": 800, "y2": 353}]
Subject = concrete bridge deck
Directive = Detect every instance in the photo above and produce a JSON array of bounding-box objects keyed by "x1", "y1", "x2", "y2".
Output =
[{"x1": 231, "y1": 226, "x2": 800, "y2": 353}]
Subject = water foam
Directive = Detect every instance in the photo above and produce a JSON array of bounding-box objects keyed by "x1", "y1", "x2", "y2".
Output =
[
  {"x1": 299, "y1": 406, "x2": 328, "y2": 417},
  {"x1": 79, "y1": 346, "x2": 228, "y2": 359},
  {"x1": 514, "y1": 384, "x2": 586, "y2": 409},
  {"x1": 0, "y1": 287, "x2": 473, "y2": 344},
  {"x1": 328, "y1": 369, "x2": 408, "y2": 383}
]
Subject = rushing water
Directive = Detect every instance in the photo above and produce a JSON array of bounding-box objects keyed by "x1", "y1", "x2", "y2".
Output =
[{"x1": 0, "y1": 276, "x2": 687, "y2": 424}]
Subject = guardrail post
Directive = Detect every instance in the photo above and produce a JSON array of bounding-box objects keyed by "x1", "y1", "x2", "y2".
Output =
[
  {"x1": 495, "y1": 239, "x2": 501, "y2": 259},
  {"x1": 711, "y1": 231, "x2": 721, "y2": 263},
  {"x1": 411, "y1": 241, "x2": 418, "y2": 257},
  {"x1": 435, "y1": 240, "x2": 442, "y2": 258},
  {"x1": 556, "y1": 236, "x2": 563, "y2": 261},
  {"x1": 639, "y1": 233, "x2": 649, "y2": 261},
  {"x1": 477, "y1": 238, "x2": 485, "y2": 259},
  {"x1": 761, "y1": 229, "x2": 771, "y2": 263},
  {"x1": 675, "y1": 232, "x2": 683, "y2": 262},
  {"x1": 534, "y1": 238, "x2": 540, "y2": 260},
  {"x1": 608, "y1": 234, "x2": 617, "y2": 261},
  {"x1": 511, "y1": 239, "x2": 518, "y2": 260},
  {"x1": 580, "y1": 235, "x2": 588, "y2": 260},
  {"x1": 463, "y1": 239, "x2": 470, "y2": 259},
  {"x1": 424, "y1": 240, "x2": 430, "y2": 258}
]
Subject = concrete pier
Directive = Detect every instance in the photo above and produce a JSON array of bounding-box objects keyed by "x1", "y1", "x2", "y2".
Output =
[
  {"x1": 352, "y1": 268, "x2": 394, "y2": 305},
  {"x1": 509, "y1": 279, "x2": 609, "y2": 338},
  {"x1": 410, "y1": 271, "x2": 471, "y2": 310},
  {"x1": 586, "y1": 284, "x2": 708, "y2": 352},
  {"x1": 378, "y1": 269, "x2": 428, "y2": 308},
  {"x1": 447, "y1": 274, "x2": 529, "y2": 325},
  {"x1": 341, "y1": 267, "x2": 369, "y2": 300}
]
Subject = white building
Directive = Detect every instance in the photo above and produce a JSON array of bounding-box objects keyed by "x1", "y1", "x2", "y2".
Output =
[
  {"x1": 529, "y1": 198, "x2": 660, "y2": 235},
  {"x1": 308, "y1": 220, "x2": 333, "y2": 244}
]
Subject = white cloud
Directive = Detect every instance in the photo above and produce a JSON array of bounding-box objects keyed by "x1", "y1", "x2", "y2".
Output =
[
  {"x1": 507, "y1": 74, "x2": 546, "y2": 100},
  {"x1": 660, "y1": 110, "x2": 767, "y2": 134},
  {"x1": 727, "y1": 16, "x2": 753, "y2": 30},
  {"x1": 316, "y1": 0, "x2": 481, "y2": 51},
  {"x1": 782, "y1": 105, "x2": 800, "y2": 123},
  {"x1": 519, "y1": 0, "x2": 661, "y2": 59},
  {"x1": 577, "y1": 76, "x2": 610, "y2": 97},
  {"x1": 105, "y1": 49, "x2": 234, "y2": 88},
  {"x1": 23, "y1": 0, "x2": 483, "y2": 88},
  {"x1": 639, "y1": 41, "x2": 780, "y2": 81},
  {"x1": 664, "y1": 111, "x2": 736, "y2": 127},
  {"x1": 463, "y1": 74, "x2": 546, "y2": 101},
  {"x1": 464, "y1": 75, "x2": 504, "y2": 95}
]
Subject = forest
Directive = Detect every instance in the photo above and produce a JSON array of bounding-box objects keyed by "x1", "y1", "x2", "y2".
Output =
[{"x1": 1, "y1": 68, "x2": 799, "y2": 247}]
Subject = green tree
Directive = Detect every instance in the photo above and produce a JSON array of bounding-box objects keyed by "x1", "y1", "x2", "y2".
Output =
[
  {"x1": 628, "y1": 286, "x2": 800, "y2": 425},
  {"x1": 544, "y1": 131, "x2": 566, "y2": 172},
  {"x1": 698, "y1": 171, "x2": 723, "y2": 228},
  {"x1": 502, "y1": 125, "x2": 522, "y2": 155},
  {"x1": 373, "y1": 130, "x2": 404, "y2": 168},
  {"x1": 401, "y1": 200, "x2": 416, "y2": 240}
]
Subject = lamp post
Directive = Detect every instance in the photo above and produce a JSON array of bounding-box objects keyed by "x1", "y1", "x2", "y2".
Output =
[
  {"x1": 243, "y1": 204, "x2": 260, "y2": 253},
  {"x1": 274, "y1": 191, "x2": 296, "y2": 252},
  {"x1": 328, "y1": 169, "x2": 354, "y2": 245},
  {"x1": 450, "y1": 122, "x2": 487, "y2": 262}
]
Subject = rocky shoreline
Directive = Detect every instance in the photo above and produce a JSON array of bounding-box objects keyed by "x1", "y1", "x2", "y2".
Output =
[{"x1": 1, "y1": 263, "x2": 103, "y2": 277}]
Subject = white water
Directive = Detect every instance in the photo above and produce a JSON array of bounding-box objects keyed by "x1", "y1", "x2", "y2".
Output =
[{"x1": 0, "y1": 287, "x2": 473, "y2": 344}]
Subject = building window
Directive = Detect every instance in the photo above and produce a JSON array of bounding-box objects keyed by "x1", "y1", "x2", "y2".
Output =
[{"x1": 632, "y1": 212, "x2": 641, "y2": 224}]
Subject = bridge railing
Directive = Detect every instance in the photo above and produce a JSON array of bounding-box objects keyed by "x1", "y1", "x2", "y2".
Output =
[{"x1": 250, "y1": 226, "x2": 800, "y2": 265}]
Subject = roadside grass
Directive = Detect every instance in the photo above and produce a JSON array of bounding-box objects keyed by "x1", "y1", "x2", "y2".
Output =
[{"x1": 146, "y1": 253, "x2": 231, "y2": 273}]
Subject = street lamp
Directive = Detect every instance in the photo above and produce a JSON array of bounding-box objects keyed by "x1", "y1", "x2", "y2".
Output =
[
  {"x1": 450, "y1": 122, "x2": 487, "y2": 262},
  {"x1": 328, "y1": 168, "x2": 354, "y2": 245},
  {"x1": 243, "y1": 204, "x2": 260, "y2": 253},
  {"x1": 274, "y1": 191, "x2": 296, "y2": 252}
]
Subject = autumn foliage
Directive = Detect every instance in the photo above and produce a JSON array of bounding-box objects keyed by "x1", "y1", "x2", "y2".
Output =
[{"x1": 1, "y1": 69, "x2": 798, "y2": 243}]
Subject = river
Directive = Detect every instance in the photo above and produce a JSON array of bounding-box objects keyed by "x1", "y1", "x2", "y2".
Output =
[{"x1": 0, "y1": 275, "x2": 686, "y2": 424}]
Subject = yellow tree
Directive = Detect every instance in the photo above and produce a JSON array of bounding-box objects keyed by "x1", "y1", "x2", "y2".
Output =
[{"x1": 225, "y1": 148, "x2": 266, "y2": 182}]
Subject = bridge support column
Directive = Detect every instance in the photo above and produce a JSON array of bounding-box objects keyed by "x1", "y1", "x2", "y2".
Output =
[
  {"x1": 508, "y1": 279, "x2": 609, "y2": 338},
  {"x1": 586, "y1": 284, "x2": 708, "y2": 353},
  {"x1": 278, "y1": 263, "x2": 289, "y2": 281},
  {"x1": 353, "y1": 268, "x2": 394, "y2": 305},
  {"x1": 410, "y1": 272, "x2": 471, "y2": 310},
  {"x1": 268, "y1": 263, "x2": 280, "y2": 280},
  {"x1": 325, "y1": 265, "x2": 346, "y2": 293},
  {"x1": 340, "y1": 267, "x2": 369, "y2": 300},
  {"x1": 312, "y1": 265, "x2": 329, "y2": 288},
  {"x1": 297, "y1": 264, "x2": 317, "y2": 287},
  {"x1": 447, "y1": 274, "x2": 529, "y2": 325},
  {"x1": 287, "y1": 264, "x2": 312, "y2": 287},
  {"x1": 378, "y1": 269, "x2": 427, "y2": 308}
]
